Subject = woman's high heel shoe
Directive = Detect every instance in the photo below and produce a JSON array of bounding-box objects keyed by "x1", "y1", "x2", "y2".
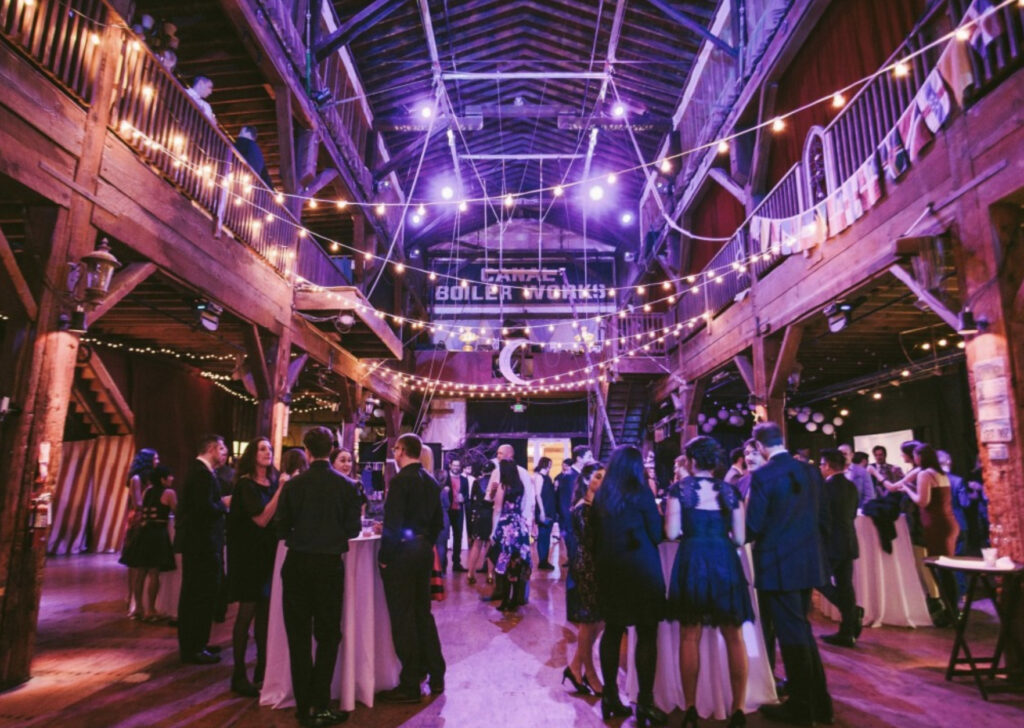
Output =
[
  {"x1": 726, "y1": 709, "x2": 746, "y2": 728},
  {"x1": 634, "y1": 702, "x2": 668, "y2": 727},
  {"x1": 561, "y1": 666, "x2": 591, "y2": 695},
  {"x1": 600, "y1": 696, "x2": 632, "y2": 720},
  {"x1": 581, "y1": 674, "x2": 602, "y2": 696},
  {"x1": 682, "y1": 705, "x2": 699, "y2": 728}
]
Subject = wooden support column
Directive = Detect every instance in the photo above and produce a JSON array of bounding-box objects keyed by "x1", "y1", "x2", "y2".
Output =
[
  {"x1": 677, "y1": 377, "x2": 707, "y2": 445},
  {"x1": 0, "y1": 22, "x2": 122, "y2": 686},
  {"x1": 256, "y1": 329, "x2": 295, "y2": 468}
]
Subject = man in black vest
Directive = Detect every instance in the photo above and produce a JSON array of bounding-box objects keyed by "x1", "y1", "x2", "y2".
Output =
[
  {"x1": 276, "y1": 426, "x2": 361, "y2": 727},
  {"x1": 816, "y1": 448, "x2": 863, "y2": 648},
  {"x1": 747, "y1": 422, "x2": 833, "y2": 725},
  {"x1": 176, "y1": 433, "x2": 229, "y2": 665},
  {"x1": 443, "y1": 457, "x2": 470, "y2": 573},
  {"x1": 377, "y1": 433, "x2": 445, "y2": 704}
]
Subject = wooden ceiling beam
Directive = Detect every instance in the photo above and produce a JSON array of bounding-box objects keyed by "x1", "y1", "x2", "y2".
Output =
[
  {"x1": 89, "y1": 262, "x2": 157, "y2": 324},
  {"x1": 243, "y1": 323, "x2": 272, "y2": 400},
  {"x1": 887, "y1": 264, "x2": 960, "y2": 331},
  {"x1": 645, "y1": 0, "x2": 737, "y2": 59},
  {"x1": 769, "y1": 323, "x2": 805, "y2": 400},
  {"x1": 314, "y1": 0, "x2": 405, "y2": 63}
]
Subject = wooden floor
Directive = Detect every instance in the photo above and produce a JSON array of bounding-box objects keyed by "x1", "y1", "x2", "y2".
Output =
[{"x1": 0, "y1": 553, "x2": 1022, "y2": 727}]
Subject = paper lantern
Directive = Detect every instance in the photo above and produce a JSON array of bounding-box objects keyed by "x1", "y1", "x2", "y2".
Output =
[
  {"x1": 796, "y1": 412, "x2": 810, "y2": 423},
  {"x1": 812, "y1": 412, "x2": 825, "y2": 423},
  {"x1": 707, "y1": 417, "x2": 718, "y2": 427},
  {"x1": 806, "y1": 422, "x2": 818, "y2": 432},
  {"x1": 697, "y1": 413, "x2": 706, "y2": 424},
  {"x1": 832, "y1": 416, "x2": 844, "y2": 427},
  {"x1": 702, "y1": 423, "x2": 714, "y2": 433},
  {"x1": 822, "y1": 423, "x2": 835, "y2": 435},
  {"x1": 787, "y1": 407, "x2": 797, "y2": 417},
  {"x1": 729, "y1": 414, "x2": 745, "y2": 427},
  {"x1": 718, "y1": 408, "x2": 729, "y2": 420}
]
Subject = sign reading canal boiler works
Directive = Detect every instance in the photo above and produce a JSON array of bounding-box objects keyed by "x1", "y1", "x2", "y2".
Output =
[{"x1": 432, "y1": 263, "x2": 613, "y2": 307}]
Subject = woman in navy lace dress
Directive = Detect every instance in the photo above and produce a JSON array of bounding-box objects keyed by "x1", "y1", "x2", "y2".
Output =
[{"x1": 665, "y1": 436, "x2": 753, "y2": 728}]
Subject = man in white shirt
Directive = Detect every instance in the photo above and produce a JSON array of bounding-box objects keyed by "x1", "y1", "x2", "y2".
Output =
[{"x1": 186, "y1": 75, "x2": 216, "y2": 123}]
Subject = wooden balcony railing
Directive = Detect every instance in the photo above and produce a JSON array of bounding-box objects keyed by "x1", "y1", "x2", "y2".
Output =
[
  {"x1": 615, "y1": 312, "x2": 668, "y2": 358},
  {"x1": 1, "y1": 0, "x2": 109, "y2": 103},
  {"x1": 2, "y1": 0, "x2": 309, "y2": 281},
  {"x1": 749, "y1": 162, "x2": 803, "y2": 279}
]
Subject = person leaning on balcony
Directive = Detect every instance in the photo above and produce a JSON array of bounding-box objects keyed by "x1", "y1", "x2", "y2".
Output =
[
  {"x1": 186, "y1": 76, "x2": 216, "y2": 123},
  {"x1": 234, "y1": 126, "x2": 273, "y2": 188}
]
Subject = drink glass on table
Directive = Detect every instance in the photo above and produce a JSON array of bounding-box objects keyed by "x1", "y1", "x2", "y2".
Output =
[{"x1": 982, "y1": 547, "x2": 998, "y2": 567}]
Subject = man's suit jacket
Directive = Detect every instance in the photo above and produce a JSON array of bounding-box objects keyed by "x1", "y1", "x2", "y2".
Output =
[
  {"x1": 175, "y1": 458, "x2": 227, "y2": 556},
  {"x1": 443, "y1": 474, "x2": 470, "y2": 511},
  {"x1": 824, "y1": 473, "x2": 860, "y2": 562},
  {"x1": 537, "y1": 474, "x2": 556, "y2": 525},
  {"x1": 555, "y1": 470, "x2": 579, "y2": 527},
  {"x1": 747, "y1": 451, "x2": 831, "y2": 591}
]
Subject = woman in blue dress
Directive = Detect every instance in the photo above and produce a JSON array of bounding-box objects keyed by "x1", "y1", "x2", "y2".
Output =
[{"x1": 665, "y1": 436, "x2": 753, "y2": 728}]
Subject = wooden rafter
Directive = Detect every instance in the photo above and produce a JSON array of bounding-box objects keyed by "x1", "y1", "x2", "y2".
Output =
[
  {"x1": 769, "y1": 324, "x2": 804, "y2": 400},
  {"x1": 314, "y1": 0, "x2": 404, "y2": 63},
  {"x1": 0, "y1": 225, "x2": 38, "y2": 321},
  {"x1": 89, "y1": 262, "x2": 157, "y2": 323},
  {"x1": 243, "y1": 324, "x2": 272, "y2": 400},
  {"x1": 887, "y1": 264, "x2": 960, "y2": 330},
  {"x1": 645, "y1": 0, "x2": 737, "y2": 58}
]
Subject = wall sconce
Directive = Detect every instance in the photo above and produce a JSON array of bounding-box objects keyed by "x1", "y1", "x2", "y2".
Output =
[
  {"x1": 957, "y1": 308, "x2": 987, "y2": 336},
  {"x1": 78, "y1": 238, "x2": 121, "y2": 302},
  {"x1": 62, "y1": 237, "x2": 122, "y2": 334}
]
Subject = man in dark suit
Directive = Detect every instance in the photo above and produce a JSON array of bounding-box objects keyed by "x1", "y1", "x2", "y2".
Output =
[
  {"x1": 176, "y1": 433, "x2": 229, "y2": 665},
  {"x1": 276, "y1": 426, "x2": 361, "y2": 727},
  {"x1": 555, "y1": 445, "x2": 592, "y2": 565},
  {"x1": 233, "y1": 125, "x2": 273, "y2": 188},
  {"x1": 377, "y1": 434, "x2": 445, "y2": 704},
  {"x1": 534, "y1": 457, "x2": 557, "y2": 570},
  {"x1": 747, "y1": 422, "x2": 833, "y2": 725},
  {"x1": 816, "y1": 448, "x2": 862, "y2": 648},
  {"x1": 443, "y1": 458, "x2": 470, "y2": 573}
]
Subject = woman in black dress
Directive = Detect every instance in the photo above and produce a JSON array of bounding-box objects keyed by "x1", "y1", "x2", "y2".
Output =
[
  {"x1": 593, "y1": 445, "x2": 667, "y2": 726},
  {"x1": 119, "y1": 448, "x2": 158, "y2": 618},
  {"x1": 664, "y1": 436, "x2": 753, "y2": 728},
  {"x1": 564, "y1": 462, "x2": 605, "y2": 697},
  {"x1": 464, "y1": 463, "x2": 495, "y2": 585},
  {"x1": 487, "y1": 460, "x2": 532, "y2": 611},
  {"x1": 121, "y1": 465, "x2": 177, "y2": 621},
  {"x1": 226, "y1": 437, "x2": 281, "y2": 696}
]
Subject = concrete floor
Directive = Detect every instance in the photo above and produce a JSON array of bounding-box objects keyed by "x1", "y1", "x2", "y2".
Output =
[{"x1": 0, "y1": 553, "x2": 1021, "y2": 727}]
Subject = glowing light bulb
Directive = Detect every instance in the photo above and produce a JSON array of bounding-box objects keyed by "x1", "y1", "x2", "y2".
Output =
[
  {"x1": 589, "y1": 185, "x2": 604, "y2": 201},
  {"x1": 872, "y1": 392, "x2": 883, "y2": 400},
  {"x1": 553, "y1": 185, "x2": 564, "y2": 197},
  {"x1": 375, "y1": 204, "x2": 386, "y2": 216},
  {"x1": 364, "y1": 251, "x2": 373, "y2": 261},
  {"x1": 717, "y1": 140, "x2": 729, "y2": 154},
  {"x1": 336, "y1": 199, "x2": 347, "y2": 209},
  {"x1": 607, "y1": 173, "x2": 617, "y2": 184},
  {"x1": 441, "y1": 185, "x2": 454, "y2": 200},
  {"x1": 771, "y1": 117, "x2": 785, "y2": 133},
  {"x1": 611, "y1": 102, "x2": 626, "y2": 117},
  {"x1": 955, "y1": 26, "x2": 971, "y2": 41},
  {"x1": 832, "y1": 93, "x2": 846, "y2": 108},
  {"x1": 893, "y1": 61, "x2": 909, "y2": 78},
  {"x1": 428, "y1": 271, "x2": 437, "y2": 281},
  {"x1": 901, "y1": 369, "x2": 911, "y2": 377},
  {"x1": 504, "y1": 194, "x2": 515, "y2": 208},
  {"x1": 416, "y1": 204, "x2": 426, "y2": 216},
  {"x1": 659, "y1": 159, "x2": 672, "y2": 173},
  {"x1": 636, "y1": 285, "x2": 645, "y2": 295},
  {"x1": 419, "y1": 106, "x2": 433, "y2": 119},
  {"x1": 458, "y1": 201, "x2": 468, "y2": 212},
  {"x1": 394, "y1": 262, "x2": 405, "y2": 274},
  {"x1": 308, "y1": 199, "x2": 318, "y2": 209}
]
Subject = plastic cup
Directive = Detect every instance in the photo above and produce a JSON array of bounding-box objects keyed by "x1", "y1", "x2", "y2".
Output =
[{"x1": 982, "y1": 547, "x2": 997, "y2": 567}]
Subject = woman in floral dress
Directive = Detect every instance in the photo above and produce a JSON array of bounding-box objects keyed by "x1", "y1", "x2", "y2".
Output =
[{"x1": 488, "y1": 459, "x2": 532, "y2": 611}]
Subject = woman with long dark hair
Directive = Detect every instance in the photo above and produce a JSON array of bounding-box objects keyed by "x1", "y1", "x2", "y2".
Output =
[
  {"x1": 487, "y1": 459, "x2": 532, "y2": 611},
  {"x1": 122, "y1": 464, "x2": 177, "y2": 621},
  {"x1": 665, "y1": 436, "x2": 752, "y2": 728},
  {"x1": 226, "y1": 437, "x2": 281, "y2": 696},
  {"x1": 465, "y1": 462, "x2": 495, "y2": 585},
  {"x1": 120, "y1": 448, "x2": 159, "y2": 618},
  {"x1": 593, "y1": 445, "x2": 667, "y2": 726},
  {"x1": 563, "y1": 462, "x2": 606, "y2": 697}
]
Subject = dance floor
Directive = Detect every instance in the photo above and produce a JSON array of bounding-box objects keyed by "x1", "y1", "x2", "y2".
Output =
[{"x1": 0, "y1": 554, "x2": 1022, "y2": 728}]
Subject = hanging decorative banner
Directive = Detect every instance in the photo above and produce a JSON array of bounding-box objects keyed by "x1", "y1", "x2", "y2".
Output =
[
  {"x1": 878, "y1": 126, "x2": 910, "y2": 181},
  {"x1": 855, "y1": 155, "x2": 883, "y2": 210},
  {"x1": 825, "y1": 184, "x2": 850, "y2": 234},
  {"x1": 432, "y1": 261, "x2": 616, "y2": 314},
  {"x1": 937, "y1": 38, "x2": 974, "y2": 106},
  {"x1": 897, "y1": 102, "x2": 934, "y2": 162},
  {"x1": 916, "y1": 70, "x2": 953, "y2": 133}
]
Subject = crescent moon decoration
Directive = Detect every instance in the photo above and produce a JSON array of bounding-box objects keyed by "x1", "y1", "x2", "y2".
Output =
[{"x1": 498, "y1": 338, "x2": 531, "y2": 386}]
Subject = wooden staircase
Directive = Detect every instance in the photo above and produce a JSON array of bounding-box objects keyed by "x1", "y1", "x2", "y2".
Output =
[
  {"x1": 66, "y1": 351, "x2": 134, "y2": 437},
  {"x1": 597, "y1": 377, "x2": 651, "y2": 461}
]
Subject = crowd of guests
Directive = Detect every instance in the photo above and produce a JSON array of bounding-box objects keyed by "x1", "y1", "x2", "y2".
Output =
[{"x1": 117, "y1": 421, "x2": 990, "y2": 727}]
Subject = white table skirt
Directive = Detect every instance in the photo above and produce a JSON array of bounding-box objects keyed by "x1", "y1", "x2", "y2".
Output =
[
  {"x1": 625, "y1": 541, "x2": 778, "y2": 719},
  {"x1": 817, "y1": 514, "x2": 931, "y2": 628},
  {"x1": 260, "y1": 536, "x2": 401, "y2": 712}
]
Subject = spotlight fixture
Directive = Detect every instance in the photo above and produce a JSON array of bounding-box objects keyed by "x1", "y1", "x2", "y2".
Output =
[
  {"x1": 822, "y1": 301, "x2": 852, "y2": 333},
  {"x1": 611, "y1": 102, "x2": 626, "y2": 117},
  {"x1": 620, "y1": 212, "x2": 634, "y2": 225},
  {"x1": 411, "y1": 214, "x2": 422, "y2": 225},
  {"x1": 416, "y1": 204, "x2": 426, "y2": 216},
  {"x1": 311, "y1": 88, "x2": 332, "y2": 107},
  {"x1": 194, "y1": 299, "x2": 223, "y2": 332},
  {"x1": 588, "y1": 185, "x2": 604, "y2": 201},
  {"x1": 441, "y1": 185, "x2": 454, "y2": 200},
  {"x1": 957, "y1": 308, "x2": 987, "y2": 335}
]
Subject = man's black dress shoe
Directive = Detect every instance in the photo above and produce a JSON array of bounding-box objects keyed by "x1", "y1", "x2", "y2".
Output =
[
  {"x1": 204, "y1": 644, "x2": 223, "y2": 654},
  {"x1": 821, "y1": 632, "x2": 856, "y2": 648},
  {"x1": 302, "y1": 708, "x2": 348, "y2": 726},
  {"x1": 377, "y1": 686, "x2": 422, "y2": 704},
  {"x1": 452, "y1": 564, "x2": 468, "y2": 573},
  {"x1": 230, "y1": 676, "x2": 259, "y2": 697},
  {"x1": 182, "y1": 650, "x2": 220, "y2": 665}
]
